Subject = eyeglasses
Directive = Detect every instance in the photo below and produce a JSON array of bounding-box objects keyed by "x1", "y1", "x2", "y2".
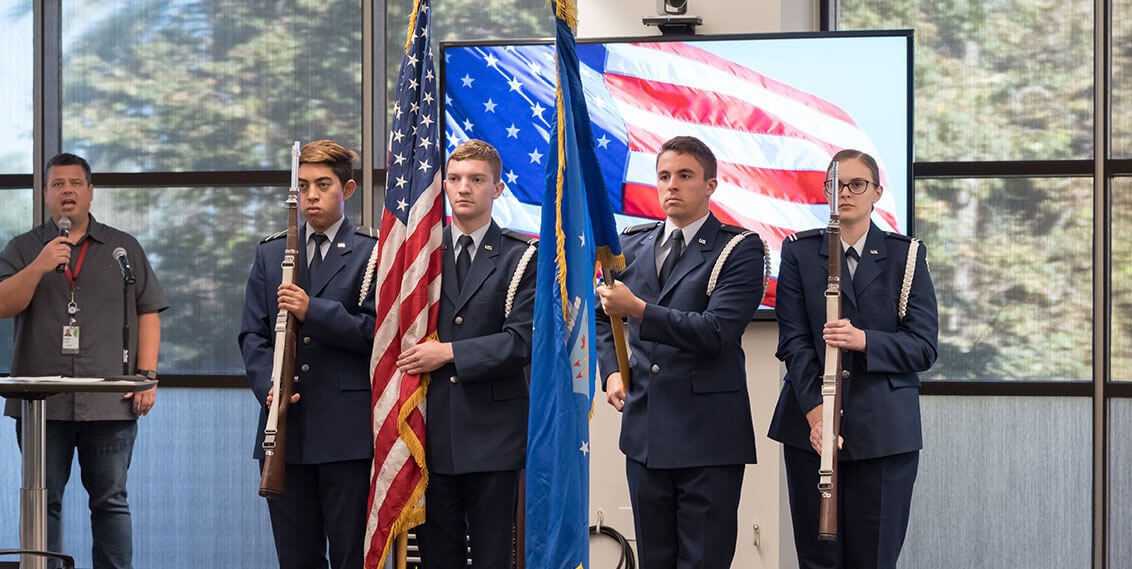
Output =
[{"x1": 823, "y1": 178, "x2": 877, "y2": 195}]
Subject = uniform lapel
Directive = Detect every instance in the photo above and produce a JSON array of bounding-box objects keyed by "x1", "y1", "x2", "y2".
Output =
[
  {"x1": 454, "y1": 222, "x2": 500, "y2": 311},
  {"x1": 657, "y1": 215, "x2": 715, "y2": 302},
  {"x1": 441, "y1": 228, "x2": 460, "y2": 305},
  {"x1": 309, "y1": 221, "x2": 353, "y2": 297},
  {"x1": 298, "y1": 226, "x2": 312, "y2": 289},
  {"x1": 850, "y1": 224, "x2": 886, "y2": 297},
  {"x1": 631, "y1": 224, "x2": 663, "y2": 301}
]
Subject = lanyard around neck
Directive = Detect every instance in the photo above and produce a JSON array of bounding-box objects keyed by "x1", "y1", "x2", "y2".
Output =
[{"x1": 64, "y1": 239, "x2": 92, "y2": 290}]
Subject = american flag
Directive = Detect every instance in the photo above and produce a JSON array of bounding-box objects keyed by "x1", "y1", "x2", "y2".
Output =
[
  {"x1": 364, "y1": 0, "x2": 442, "y2": 567},
  {"x1": 444, "y1": 39, "x2": 902, "y2": 308}
]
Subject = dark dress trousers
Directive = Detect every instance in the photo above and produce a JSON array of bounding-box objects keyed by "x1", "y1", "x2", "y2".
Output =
[
  {"x1": 595, "y1": 214, "x2": 764, "y2": 569},
  {"x1": 238, "y1": 218, "x2": 378, "y2": 569},
  {"x1": 768, "y1": 222, "x2": 938, "y2": 569},
  {"x1": 417, "y1": 222, "x2": 536, "y2": 569}
]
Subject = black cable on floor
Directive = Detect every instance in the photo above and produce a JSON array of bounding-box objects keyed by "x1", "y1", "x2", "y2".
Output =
[{"x1": 589, "y1": 524, "x2": 636, "y2": 569}]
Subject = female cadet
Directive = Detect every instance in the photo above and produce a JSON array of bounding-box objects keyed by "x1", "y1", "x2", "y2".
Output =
[{"x1": 769, "y1": 149, "x2": 939, "y2": 569}]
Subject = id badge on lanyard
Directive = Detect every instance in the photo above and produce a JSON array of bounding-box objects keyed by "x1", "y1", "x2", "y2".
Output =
[{"x1": 61, "y1": 239, "x2": 91, "y2": 355}]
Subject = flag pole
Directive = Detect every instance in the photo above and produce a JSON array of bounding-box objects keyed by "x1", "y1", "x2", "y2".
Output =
[
  {"x1": 600, "y1": 267, "x2": 632, "y2": 390},
  {"x1": 396, "y1": 533, "x2": 408, "y2": 569}
]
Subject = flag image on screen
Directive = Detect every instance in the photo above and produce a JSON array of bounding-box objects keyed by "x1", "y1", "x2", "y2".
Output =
[{"x1": 442, "y1": 32, "x2": 912, "y2": 311}]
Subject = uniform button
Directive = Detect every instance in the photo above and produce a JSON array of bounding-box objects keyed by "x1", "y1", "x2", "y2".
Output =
[
  {"x1": 303, "y1": 336, "x2": 312, "y2": 345},
  {"x1": 650, "y1": 363, "x2": 660, "y2": 374},
  {"x1": 300, "y1": 363, "x2": 310, "y2": 373},
  {"x1": 454, "y1": 315, "x2": 464, "y2": 325},
  {"x1": 450, "y1": 376, "x2": 459, "y2": 384}
]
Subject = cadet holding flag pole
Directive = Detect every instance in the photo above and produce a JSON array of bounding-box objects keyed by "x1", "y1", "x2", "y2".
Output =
[
  {"x1": 401, "y1": 140, "x2": 536, "y2": 569},
  {"x1": 596, "y1": 135, "x2": 764, "y2": 568}
]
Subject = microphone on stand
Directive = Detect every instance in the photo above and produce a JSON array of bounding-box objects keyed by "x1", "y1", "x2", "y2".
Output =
[
  {"x1": 112, "y1": 247, "x2": 136, "y2": 375},
  {"x1": 113, "y1": 247, "x2": 136, "y2": 285},
  {"x1": 55, "y1": 217, "x2": 71, "y2": 273}
]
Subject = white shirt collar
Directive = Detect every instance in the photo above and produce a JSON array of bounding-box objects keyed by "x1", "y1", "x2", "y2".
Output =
[
  {"x1": 306, "y1": 217, "x2": 345, "y2": 245},
  {"x1": 843, "y1": 233, "x2": 868, "y2": 257},
  {"x1": 452, "y1": 222, "x2": 491, "y2": 261},
  {"x1": 663, "y1": 213, "x2": 710, "y2": 249}
]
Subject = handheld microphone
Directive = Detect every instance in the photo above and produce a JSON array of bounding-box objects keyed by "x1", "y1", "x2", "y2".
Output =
[
  {"x1": 113, "y1": 247, "x2": 136, "y2": 285},
  {"x1": 55, "y1": 217, "x2": 72, "y2": 273}
]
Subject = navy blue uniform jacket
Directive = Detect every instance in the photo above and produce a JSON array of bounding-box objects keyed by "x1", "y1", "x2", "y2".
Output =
[
  {"x1": 595, "y1": 214, "x2": 763, "y2": 469},
  {"x1": 239, "y1": 218, "x2": 378, "y2": 464},
  {"x1": 426, "y1": 222, "x2": 536, "y2": 475},
  {"x1": 768, "y1": 223, "x2": 938, "y2": 460}
]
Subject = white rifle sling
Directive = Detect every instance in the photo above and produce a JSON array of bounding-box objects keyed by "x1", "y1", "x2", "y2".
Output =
[{"x1": 818, "y1": 284, "x2": 840, "y2": 494}]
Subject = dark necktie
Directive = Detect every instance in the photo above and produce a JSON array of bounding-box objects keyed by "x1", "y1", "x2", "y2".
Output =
[
  {"x1": 456, "y1": 234, "x2": 473, "y2": 290},
  {"x1": 658, "y1": 229, "x2": 684, "y2": 286},
  {"x1": 846, "y1": 246, "x2": 860, "y2": 282},
  {"x1": 309, "y1": 233, "x2": 328, "y2": 276}
]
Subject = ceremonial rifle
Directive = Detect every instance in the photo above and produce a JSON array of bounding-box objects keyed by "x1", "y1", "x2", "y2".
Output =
[
  {"x1": 260, "y1": 141, "x2": 302, "y2": 498},
  {"x1": 817, "y1": 159, "x2": 845, "y2": 541}
]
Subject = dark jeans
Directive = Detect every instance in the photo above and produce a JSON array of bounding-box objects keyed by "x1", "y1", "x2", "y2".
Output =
[{"x1": 16, "y1": 419, "x2": 138, "y2": 569}]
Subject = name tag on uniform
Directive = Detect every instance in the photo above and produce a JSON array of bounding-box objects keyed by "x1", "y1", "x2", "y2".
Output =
[{"x1": 62, "y1": 325, "x2": 80, "y2": 354}]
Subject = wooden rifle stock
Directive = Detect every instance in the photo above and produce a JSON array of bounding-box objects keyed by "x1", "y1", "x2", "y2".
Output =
[
  {"x1": 817, "y1": 160, "x2": 844, "y2": 541},
  {"x1": 260, "y1": 141, "x2": 303, "y2": 498}
]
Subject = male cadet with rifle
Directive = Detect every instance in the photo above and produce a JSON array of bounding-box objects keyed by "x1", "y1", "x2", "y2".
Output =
[
  {"x1": 596, "y1": 135, "x2": 764, "y2": 568},
  {"x1": 239, "y1": 139, "x2": 378, "y2": 569},
  {"x1": 0, "y1": 152, "x2": 167, "y2": 569},
  {"x1": 396, "y1": 139, "x2": 537, "y2": 569}
]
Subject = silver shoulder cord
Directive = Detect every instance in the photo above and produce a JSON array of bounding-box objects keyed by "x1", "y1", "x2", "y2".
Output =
[
  {"x1": 706, "y1": 232, "x2": 769, "y2": 298},
  {"x1": 505, "y1": 242, "x2": 538, "y2": 318},
  {"x1": 358, "y1": 243, "x2": 381, "y2": 308},
  {"x1": 898, "y1": 239, "x2": 920, "y2": 321}
]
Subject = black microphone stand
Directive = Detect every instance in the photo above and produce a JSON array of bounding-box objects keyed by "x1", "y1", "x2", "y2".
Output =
[{"x1": 121, "y1": 279, "x2": 131, "y2": 375}]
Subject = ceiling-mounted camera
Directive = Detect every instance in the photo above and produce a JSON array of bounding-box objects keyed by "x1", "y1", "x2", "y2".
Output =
[{"x1": 643, "y1": 0, "x2": 701, "y2": 35}]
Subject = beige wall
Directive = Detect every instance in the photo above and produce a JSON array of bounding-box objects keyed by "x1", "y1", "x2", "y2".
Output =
[
  {"x1": 578, "y1": 1, "x2": 817, "y2": 567},
  {"x1": 577, "y1": 0, "x2": 815, "y2": 38}
]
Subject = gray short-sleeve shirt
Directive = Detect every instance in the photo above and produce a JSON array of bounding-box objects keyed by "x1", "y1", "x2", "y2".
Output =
[{"x1": 1, "y1": 215, "x2": 169, "y2": 421}]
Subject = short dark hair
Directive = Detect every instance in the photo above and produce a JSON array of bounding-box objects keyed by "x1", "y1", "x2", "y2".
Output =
[
  {"x1": 45, "y1": 153, "x2": 92, "y2": 185},
  {"x1": 657, "y1": 136, "x2": 717, "y2": 180},
  {"x1": 830, "y1": 149, "x2": 881, "y2": 186},
  {"x1": 300, "y1": 140, "x2": 358, "y2": 187}
]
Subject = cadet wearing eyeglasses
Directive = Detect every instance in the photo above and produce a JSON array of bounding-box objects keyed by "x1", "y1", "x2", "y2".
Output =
[{"x1": 769, "y1": 148, "x2": 939, "y2": 569}]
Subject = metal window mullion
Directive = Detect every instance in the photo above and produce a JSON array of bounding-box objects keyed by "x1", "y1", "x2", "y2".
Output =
[
  {"x1": 362, "y1": 0, "x2": 386, "y2": 230},
  {"x1": 34, "y1": 0, "x2": 63, "y2": 225},
  {"x1": 1093, "y1": 0, "x2": 1111, "y2": 567}
]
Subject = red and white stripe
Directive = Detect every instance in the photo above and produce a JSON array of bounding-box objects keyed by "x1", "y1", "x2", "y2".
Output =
[{"x1": 363, "y1": 173, "x2": 443, "y2": 569}]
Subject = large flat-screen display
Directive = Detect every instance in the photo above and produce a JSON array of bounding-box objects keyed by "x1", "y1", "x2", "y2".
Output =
[{"x1": 440, "y1": 31, "x2": 912, "y2": 313}]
